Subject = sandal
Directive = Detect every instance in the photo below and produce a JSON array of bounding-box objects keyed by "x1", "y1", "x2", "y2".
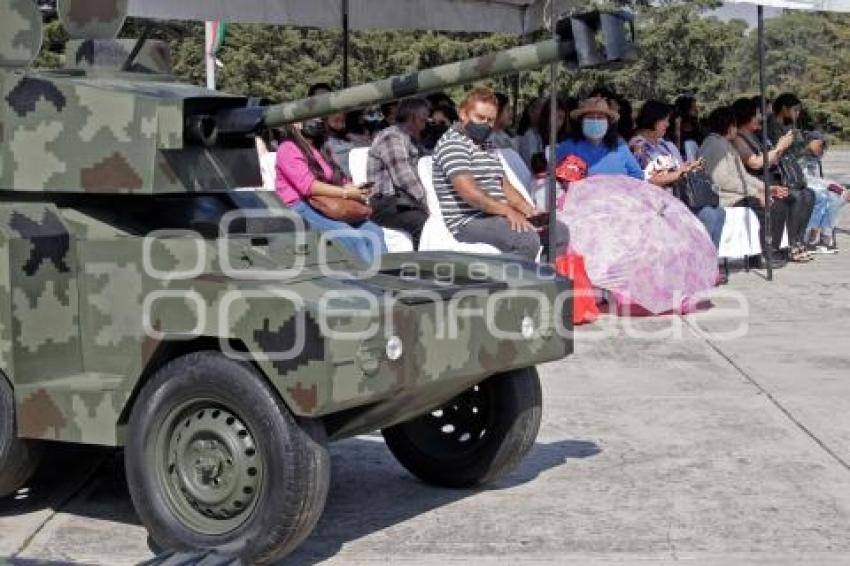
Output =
[{"x1": 789, "y1": 245, "x2": 814, "y2": 262}]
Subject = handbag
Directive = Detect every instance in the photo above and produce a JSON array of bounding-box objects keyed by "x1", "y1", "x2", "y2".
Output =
[
  {"x1": 555, "y1": 154, "x2": 589, "y2": 183},
  {"x1": 777, "y1": 154, "x2": 806, "y2": 191},
  {"x1": 671, "y1": 170, "x2": 719, "y2": 211},
  {"x1": 308, "y1": 195, "x2": 372, "y2": 223},
  {"x1": 740, "y1": 133, "x2": 805, "y2": 189}
]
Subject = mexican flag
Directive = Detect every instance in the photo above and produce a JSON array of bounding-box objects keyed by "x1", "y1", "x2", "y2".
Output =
[
  {"x1": 205, "y1": 21, "x2": 226, "y2": 89},
  {"x1": 206, "y1": 21, "x2": 227, "y2": 62}
]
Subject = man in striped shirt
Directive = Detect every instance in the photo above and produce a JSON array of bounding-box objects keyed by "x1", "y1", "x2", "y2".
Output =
[{"x1": 432, "y1": 87, "x2": 541, "y2": 260}]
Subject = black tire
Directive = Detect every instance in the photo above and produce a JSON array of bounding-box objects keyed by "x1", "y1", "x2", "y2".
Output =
[
  {"x1": 382, "y1": 367, "x2": 542, "y2": 488},
  {"x1": 125, "y1": 351, "x2": 330, "y2": 564},
  {"x1": 0, "y1": 373, "x2": 42, "y2": 498}
]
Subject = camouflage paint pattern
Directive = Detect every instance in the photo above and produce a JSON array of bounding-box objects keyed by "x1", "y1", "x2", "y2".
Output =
[
  {"x1": 0, "y1": 0, "x2": 42, "y2": 68},
  {"x1": 58, "y1": 0, "x2": 128, "y2": 40},
  {"x1": 0, "y1": 2, "x2": 632, "y2": 195},
  {"x1": 0, "y1": 39, "x2": 570, "y2": 194},
  {"x1": 2, "y1": 195, "x2": 571, "y2": 445},
  {"x1": 0, "y1": 62, "x2": 261, "y2": 194},
  {"x1": 0, "y1": 1, "x2": 575, "y2": 448}
]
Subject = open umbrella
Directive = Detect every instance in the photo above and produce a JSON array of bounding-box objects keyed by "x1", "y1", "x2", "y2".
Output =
[{"x1": 556, "y1": 175, "x2": 719, "y2": 315}]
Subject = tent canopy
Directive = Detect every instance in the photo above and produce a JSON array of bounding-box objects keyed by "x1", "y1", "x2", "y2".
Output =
[
  {"x1": 126, "y1": 0, "x2": 582, "y2": 34},
  {"x1": 722, "y1": 0, "x2": 850, "y2": 11},
  {"x1": 127, "y1": 0, "x2": 850, "y2": 35}
]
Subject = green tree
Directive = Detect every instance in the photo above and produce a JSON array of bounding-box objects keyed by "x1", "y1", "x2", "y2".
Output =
[{"x1": 30, "y1": 2, "x2": 850, "y2": 139}]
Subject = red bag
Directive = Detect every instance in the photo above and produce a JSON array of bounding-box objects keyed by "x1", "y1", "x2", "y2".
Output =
[
  {"x1": 555, "y1": 252, "x2": 599, "y2": 326},
  {"x1": 555, "y1": 155, "x2": 588, "y2": 183}
]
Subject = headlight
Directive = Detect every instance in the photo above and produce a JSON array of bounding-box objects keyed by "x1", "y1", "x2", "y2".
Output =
[
  {"x1": 521, "y1": 316, "x2": 536, "y2": 339},
  {"x1": 386, "y1": 336, "x2": 404, "y2": 360}
]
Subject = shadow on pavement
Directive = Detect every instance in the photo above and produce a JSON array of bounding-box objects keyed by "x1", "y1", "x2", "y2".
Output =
[
  {"x1": 0, "y1": 442, "x2": 114, "y2": 518},
  {"x1": 282, "y1": 437, "x2": 600, "y2": 565},
  {"x1": 2, "y1": 436, "x2": 598, "y2": 565}
]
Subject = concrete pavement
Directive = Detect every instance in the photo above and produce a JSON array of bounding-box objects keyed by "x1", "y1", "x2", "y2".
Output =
[{"x1": 2, "y1": 160, "x2": 850, "y2": 565}]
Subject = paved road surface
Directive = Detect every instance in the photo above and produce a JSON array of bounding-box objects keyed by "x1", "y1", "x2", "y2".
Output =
[{"x1": 2, "y1": 154, "x2": 850, "y2": 565}]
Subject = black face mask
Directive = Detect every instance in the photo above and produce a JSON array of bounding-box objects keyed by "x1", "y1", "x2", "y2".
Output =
[
  {"x1": 425, "y1": 122, "x2": 448, "y2": 137},
  {"x1": 464, "y1": 121, "x2": 492, "y2": 145},
  {"x1": 302, "y1": 119, "x2": 327, "y2": 146}
]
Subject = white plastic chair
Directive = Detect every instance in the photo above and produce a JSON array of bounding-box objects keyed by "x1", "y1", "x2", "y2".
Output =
[
  {"x1": 718, "y1": 207, "x2": 763, "y2": 260},
  {"x1": 496, "y1": 148, "x2": 533, "y2": 199},
  {"x1": 718, "y1": 207, "x2": 789, "y2": 272},
  {"x1": 348, "y1": 146, "x2": 415, "y2": 253},
  {"x1": 348, "y1": 146, "x2": 370, "y2": 185},
  {"x1": 417, "y1": 157, "x2": 500, "y2": 254}
]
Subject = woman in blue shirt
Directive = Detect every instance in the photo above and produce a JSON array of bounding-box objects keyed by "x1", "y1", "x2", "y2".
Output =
[{"x1": 555, "y1": 97, "x2": 644, "y2": 180}]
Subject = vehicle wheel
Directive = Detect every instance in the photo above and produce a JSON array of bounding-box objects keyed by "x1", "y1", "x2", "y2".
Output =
[
  {"x1": 125, "y1": 351, "x2": 330, "y2": 564},
  {"x1": 382, "y1": 367, "x2": 542, "y2": 488},
  {"x1": 0, "y1": 373, "x2": 43, "y2": 498}
]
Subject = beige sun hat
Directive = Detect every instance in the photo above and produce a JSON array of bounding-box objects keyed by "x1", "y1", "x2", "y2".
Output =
[{"x1": 570, "y1": 96, "x2": 620, "y2": 123}]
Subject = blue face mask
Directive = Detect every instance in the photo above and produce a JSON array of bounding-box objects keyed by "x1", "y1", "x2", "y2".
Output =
[{"x1": 582, "y1": 118, "x2": 609, "y2": 141}]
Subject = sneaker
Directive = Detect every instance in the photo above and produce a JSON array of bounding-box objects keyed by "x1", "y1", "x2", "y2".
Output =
[
  {"x1": 810, "y1": 244, "x2": 838, "y2": 255},
  {"x1": 821, "y1": 235, "x2": 839, "y2": 253}
]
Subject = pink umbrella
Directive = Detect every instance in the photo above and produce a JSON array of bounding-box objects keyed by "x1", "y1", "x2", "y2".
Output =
[{"x1": 556, "y1": 175, "x2": 719, "y2": 315}]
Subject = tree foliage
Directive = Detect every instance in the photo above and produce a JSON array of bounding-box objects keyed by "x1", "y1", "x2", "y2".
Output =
[{"x1": 31, "y1": 1, "x2": 850, "y2": 138}]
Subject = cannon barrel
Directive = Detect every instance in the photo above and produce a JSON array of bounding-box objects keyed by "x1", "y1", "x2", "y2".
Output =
[
  {"x1": 209, "y1": 10, "x2": 636, "y2": 137},
  {"x1": 232, "y1": 10, "x2": 635, "y2": 129},
  {"x1": 262, "y1": 38, "x2": 573, "y2": 127}
]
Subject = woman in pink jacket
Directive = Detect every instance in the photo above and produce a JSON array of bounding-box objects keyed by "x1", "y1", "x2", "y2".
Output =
[{"x1": 276, "y1": 119, "x2": 387, "y2": 264}]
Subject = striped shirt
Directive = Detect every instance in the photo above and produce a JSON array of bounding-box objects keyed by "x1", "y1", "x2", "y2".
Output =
[{"x1": 432, "y1": 126, "x2": 506, "y2": 233}]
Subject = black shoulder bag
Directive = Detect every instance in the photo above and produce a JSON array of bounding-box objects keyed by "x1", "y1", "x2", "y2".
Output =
[
  {"x1": 740, "y1": 132, "x2": 805, "y2": 190},
  {"x1": 671, "y1": 170, "x2": 720, "y2": 211},
  {"x1": 777, "y1": 154, "x2": 806, "y2": 191}
]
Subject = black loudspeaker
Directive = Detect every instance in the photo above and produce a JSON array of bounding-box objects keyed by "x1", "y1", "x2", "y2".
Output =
[{"x1": 559, "y1": 10, "x2": 638, "y2": 69}]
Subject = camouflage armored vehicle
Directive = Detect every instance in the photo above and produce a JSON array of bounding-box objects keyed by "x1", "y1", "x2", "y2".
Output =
[{"x1": 0, "y1": 0, "x2": 634, "y2": 562}]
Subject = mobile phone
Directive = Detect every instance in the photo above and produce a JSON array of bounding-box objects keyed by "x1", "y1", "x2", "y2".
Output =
[{"x1": 359, "y1": 181, "x2": 375, "y2": 189}]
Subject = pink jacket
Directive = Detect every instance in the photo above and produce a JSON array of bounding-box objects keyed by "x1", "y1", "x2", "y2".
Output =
[{"x1": 275, "y1": 141, "x2": 335, "y2": 205}]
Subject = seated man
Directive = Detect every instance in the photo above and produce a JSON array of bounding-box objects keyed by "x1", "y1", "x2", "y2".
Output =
[
  {"x1": 432, "y1": 87, "x2": 541, "y2": 260},
  {"x1": 366, "y1": 97, "x2": 432, "y2": 248}
]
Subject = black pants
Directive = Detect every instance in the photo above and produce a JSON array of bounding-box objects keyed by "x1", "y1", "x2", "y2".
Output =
[
  {"x1": 786, "y1": 187, "x2": 816, "y2": 246},
  {"x1": 734, "y1": 196, "x2": 789, "y2": 253},
  {"x1": 370, "y1": 193, "x2": 429, "y2": 250}
]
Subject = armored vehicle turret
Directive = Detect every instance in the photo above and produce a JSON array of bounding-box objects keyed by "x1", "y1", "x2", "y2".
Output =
[{"x1": 0, "y1": 0, "x2": 634, "y2": 562}]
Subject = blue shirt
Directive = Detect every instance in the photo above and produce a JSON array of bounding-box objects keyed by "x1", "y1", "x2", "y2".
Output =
[{"x1": 555, "y1": 139, "x2": 644, "y2": 180}]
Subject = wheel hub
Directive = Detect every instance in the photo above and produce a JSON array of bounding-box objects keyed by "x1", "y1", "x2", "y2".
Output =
[
  {"x1": 404, "y1": 383, "x2": 494, "y2": 457},
  {"x1": 158, "y1": 404, "x2": 263, "y2": 533}
]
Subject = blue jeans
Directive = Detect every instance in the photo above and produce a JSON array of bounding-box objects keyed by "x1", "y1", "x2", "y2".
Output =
[
  {"x1": 807, "y1": 190, "x2": 844, "y2": 231},
  {"x1": 291, "y1": 201, "x2": 387, "y2": 265},
  {"x1": 696, "y1": 206, "x2": 725, "y2": 249}
]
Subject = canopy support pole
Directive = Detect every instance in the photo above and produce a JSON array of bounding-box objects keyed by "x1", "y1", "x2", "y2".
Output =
[
  {"x1": 205, "y1": 21, "x2": 216, "y2": 90},
  {"x1": 758, "y1": 4, "x2": 774, "y2": 281},
  {"x1": 511, "y1": 33, "x2": 527, "y2": 132},
  {"x1": 546, "y1": 1, "x2": 559, "y2": 263},
  {"x1": 511, "y1": 74, "x2": 520, "y2": 131},
  {"x1": 342, "y1": 0, "x2": 351, "y2": 88}
]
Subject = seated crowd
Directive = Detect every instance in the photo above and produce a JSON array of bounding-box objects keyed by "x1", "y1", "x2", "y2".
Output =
[{"x1": 257, "y1": 81, "x2": 849, "y2": 276}]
